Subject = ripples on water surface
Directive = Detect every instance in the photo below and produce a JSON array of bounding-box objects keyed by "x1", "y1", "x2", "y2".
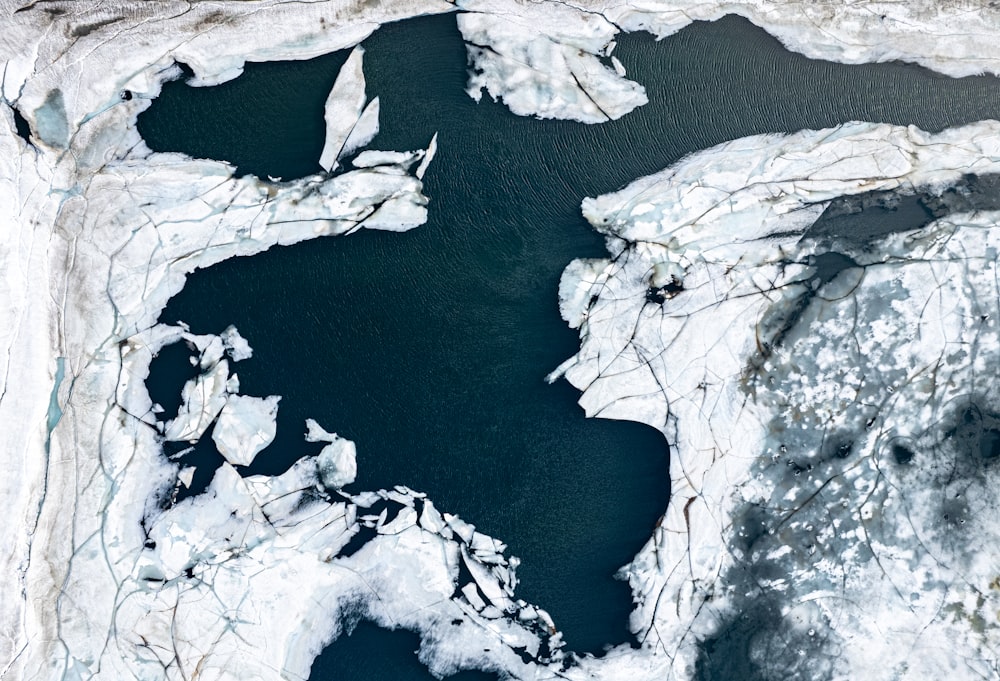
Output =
[{"x1": 138, "y1": 12, "x2": 1000, "y2": 672}]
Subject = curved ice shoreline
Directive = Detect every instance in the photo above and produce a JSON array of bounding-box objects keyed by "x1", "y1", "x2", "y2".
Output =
[{"x1": 6, "y1": 1, "x2": 1000, "y2": 680}]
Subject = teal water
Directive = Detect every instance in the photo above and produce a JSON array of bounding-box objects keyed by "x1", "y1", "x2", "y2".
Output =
[{"x1": 139, "y1": 11, "x2": 1000, "y2": 677}]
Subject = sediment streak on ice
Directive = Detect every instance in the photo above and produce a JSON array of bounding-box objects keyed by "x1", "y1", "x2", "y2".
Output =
[{"x1": 552, "y1": 120, "x2": 1000, "y2": 679}]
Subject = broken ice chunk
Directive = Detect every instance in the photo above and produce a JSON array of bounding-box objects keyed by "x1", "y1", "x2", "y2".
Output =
[
  {"x1": 352, "y1": 149, "x2": 420, "y2": 169},
  {"x1": 470, "y1": 531, "x2": 507, "y2": 564},
  {"x1": 415, "y1": 132, "x2": 437, "y2": 180},
  {"x1": 461, "y1": 582, "x2": 486, "y2": 610},
  {"x1": 444, "y1": 513, "x2": 475, "y2": 544},
  {"x1": 359, "y1": 194, "x2": 428, "y2": 232},
  {"x1": 220, "y1": 325, "x2": 252, "y2": 361},
  {"x1": 461, "y1": 546, "x2": 513, "y2": 612},
  {"x1": 340, "y1": 96, "x2": 380, "y2": 160},
  {"x1": 385, "y1": 487, "x2": 418, "y2": 506},
  {"x1": 211, "y1": 394, "x2": 280, "y2": 467},
  {"x1": 163, "y1": 359, "x2": 231, "y2": 442},
  {"x1": 456, "y1": 9, "x2": 647, "y2": 123},
  {"x1": 317, "y1": 437, "x2": 357, "y2": 489},
  {"x1": 198, "y1": 335, "x2": 226, "y2": 369},
  {"x1": 611, "y1": 55, "x2": 627, "y2": 77},
  {"x1": 178, "y1": 466, "x2": 195, "y2": 489},
  {"x1": 377, "y1": 505, "x2": 417, "y2": 534},
  {"x1": 318, "y1": 46, "x2": 369, "y2": 173},
  {"x1": 305, "y1": 418, "x2": 335, "y2": 443},
  {"x1": 418, "y1": 499, "x2": 448, "y2": 536},
  {"x1": 306, "y1": 419, "x2": 357, "y2": 489}
]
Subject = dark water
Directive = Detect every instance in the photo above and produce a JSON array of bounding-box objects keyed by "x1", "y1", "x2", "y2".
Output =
[
  {"x1": 138, "y1": 11, "x2": 1000, "y2": 676},
  {"x1": 311, "y1": 621, "x2": 498, "y2": 681}
]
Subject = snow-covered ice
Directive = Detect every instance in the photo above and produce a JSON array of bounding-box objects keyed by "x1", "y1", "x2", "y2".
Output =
[
  {"x1": 212, "y1": 395, "x2": 281, "y2": 467},
  {"x1": 0, "y1": 2, "x2": 456, "y2": 677},
  {"x1": 319, "y1": 46, "x2": 375, "y2": 172},
  {"x1": 306, "y1": 419, "x2": 358, "y2": 489},
  {"x1": 551, "y1": 120, "x2": 1000, "y2": 679}
]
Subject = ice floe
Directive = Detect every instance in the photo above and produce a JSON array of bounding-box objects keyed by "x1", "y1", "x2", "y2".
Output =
[
  {"x1": 306, "y1": 418, "x2": 358, "y2": 489},
  {"x1": 319, "y1": 46, "x2": 374, "y2": 172},
  {"x1": 213, "y1": 394, "x2": 281, "y2": 467},
  {"x1": 163, "y1": 358, "x2": 234, "y2": 442}
]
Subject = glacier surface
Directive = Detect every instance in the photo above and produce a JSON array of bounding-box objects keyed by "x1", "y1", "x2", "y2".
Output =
[{"x1": 7, "y1": 1, "x2": 1000, "y2": 681}]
